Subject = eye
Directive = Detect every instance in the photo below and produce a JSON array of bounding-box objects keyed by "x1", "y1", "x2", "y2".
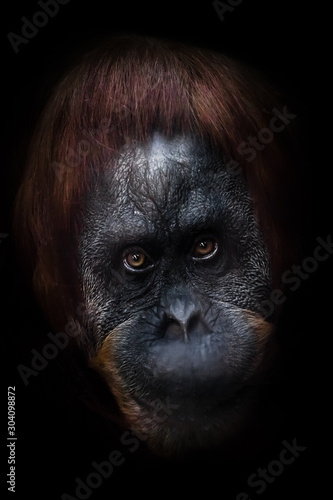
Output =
[
  {"x1": 123, "y1": 248, "x2": 154, "y2": 273},
  {"x1": 192, "y1": 236, "x2": 218, "y2": 260}
]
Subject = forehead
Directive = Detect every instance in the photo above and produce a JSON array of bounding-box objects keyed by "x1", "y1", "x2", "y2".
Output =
[
  {"x1": 104, "y1": 133, "x2": 224, "y2": 205},
  {"x1": 84, "y1": 133, "x2": 248, "y2": 238},
  {"x1": 131, "y1": 132, "x2": 199, "y2": 175}
]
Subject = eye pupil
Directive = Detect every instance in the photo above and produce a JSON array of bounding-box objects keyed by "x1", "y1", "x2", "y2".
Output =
[
  {"x1": 123, "y1": 248, "x2": 153, "y2": 273},
  {"x1": 199, "y1": 241, "x2": 209, "y2": 251},
  {"x1": 193, "y1": 238, "x2": 217, "y2": 259},
  {"x1": 127, "y1": 252, "x2": 145, "y2": 267}
]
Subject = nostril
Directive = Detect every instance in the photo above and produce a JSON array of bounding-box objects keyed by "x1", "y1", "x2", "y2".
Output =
[
  {"x1": 187, "y1": 313, "x2": 201, "y2": 333},
  {"x1": 161, "y1": 293, "x2": 206, "y2": 341},
  {"x1": 164, "y1": 318, "x2": 189, "y2": 342},
  {"x1": 162, "y1": 307, "x2": 205, "y2": 342}
]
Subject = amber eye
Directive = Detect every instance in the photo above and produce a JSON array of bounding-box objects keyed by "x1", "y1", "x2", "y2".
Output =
[
  {"x1": 193, "y1": 237, "x2": 218, "y2": 260},
  {"x1": 123, "y1": 249, "x2": 153, "y2": 272}
]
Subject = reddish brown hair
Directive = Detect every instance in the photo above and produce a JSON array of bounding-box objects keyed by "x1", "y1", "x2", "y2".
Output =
[{"x1": 13, "y1": 34, "x2": 300, "y2": 329}]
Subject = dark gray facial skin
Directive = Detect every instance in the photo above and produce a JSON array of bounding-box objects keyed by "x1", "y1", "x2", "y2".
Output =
[{"x1": 79, "y1": 132, "x2": 273, "y2": 456}]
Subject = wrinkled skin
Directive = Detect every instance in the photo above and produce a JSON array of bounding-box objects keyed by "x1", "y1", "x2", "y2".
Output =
[{"x1": 79, "y1": 133, "x2": 274, "y2": 456}]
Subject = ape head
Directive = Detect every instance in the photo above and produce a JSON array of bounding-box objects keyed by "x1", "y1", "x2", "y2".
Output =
[{"x1": 14, "y1": 35, "x2": 300, "y2": 457}]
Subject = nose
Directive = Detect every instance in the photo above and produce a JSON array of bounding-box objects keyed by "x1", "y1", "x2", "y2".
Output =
[{"x1": 163, "y1": 295, "x2": 203, "y2": 342}]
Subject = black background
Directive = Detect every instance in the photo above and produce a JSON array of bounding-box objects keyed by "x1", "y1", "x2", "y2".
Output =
[{"x1": 2, "y1": 1, "x2": 332, "y2": 499}]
